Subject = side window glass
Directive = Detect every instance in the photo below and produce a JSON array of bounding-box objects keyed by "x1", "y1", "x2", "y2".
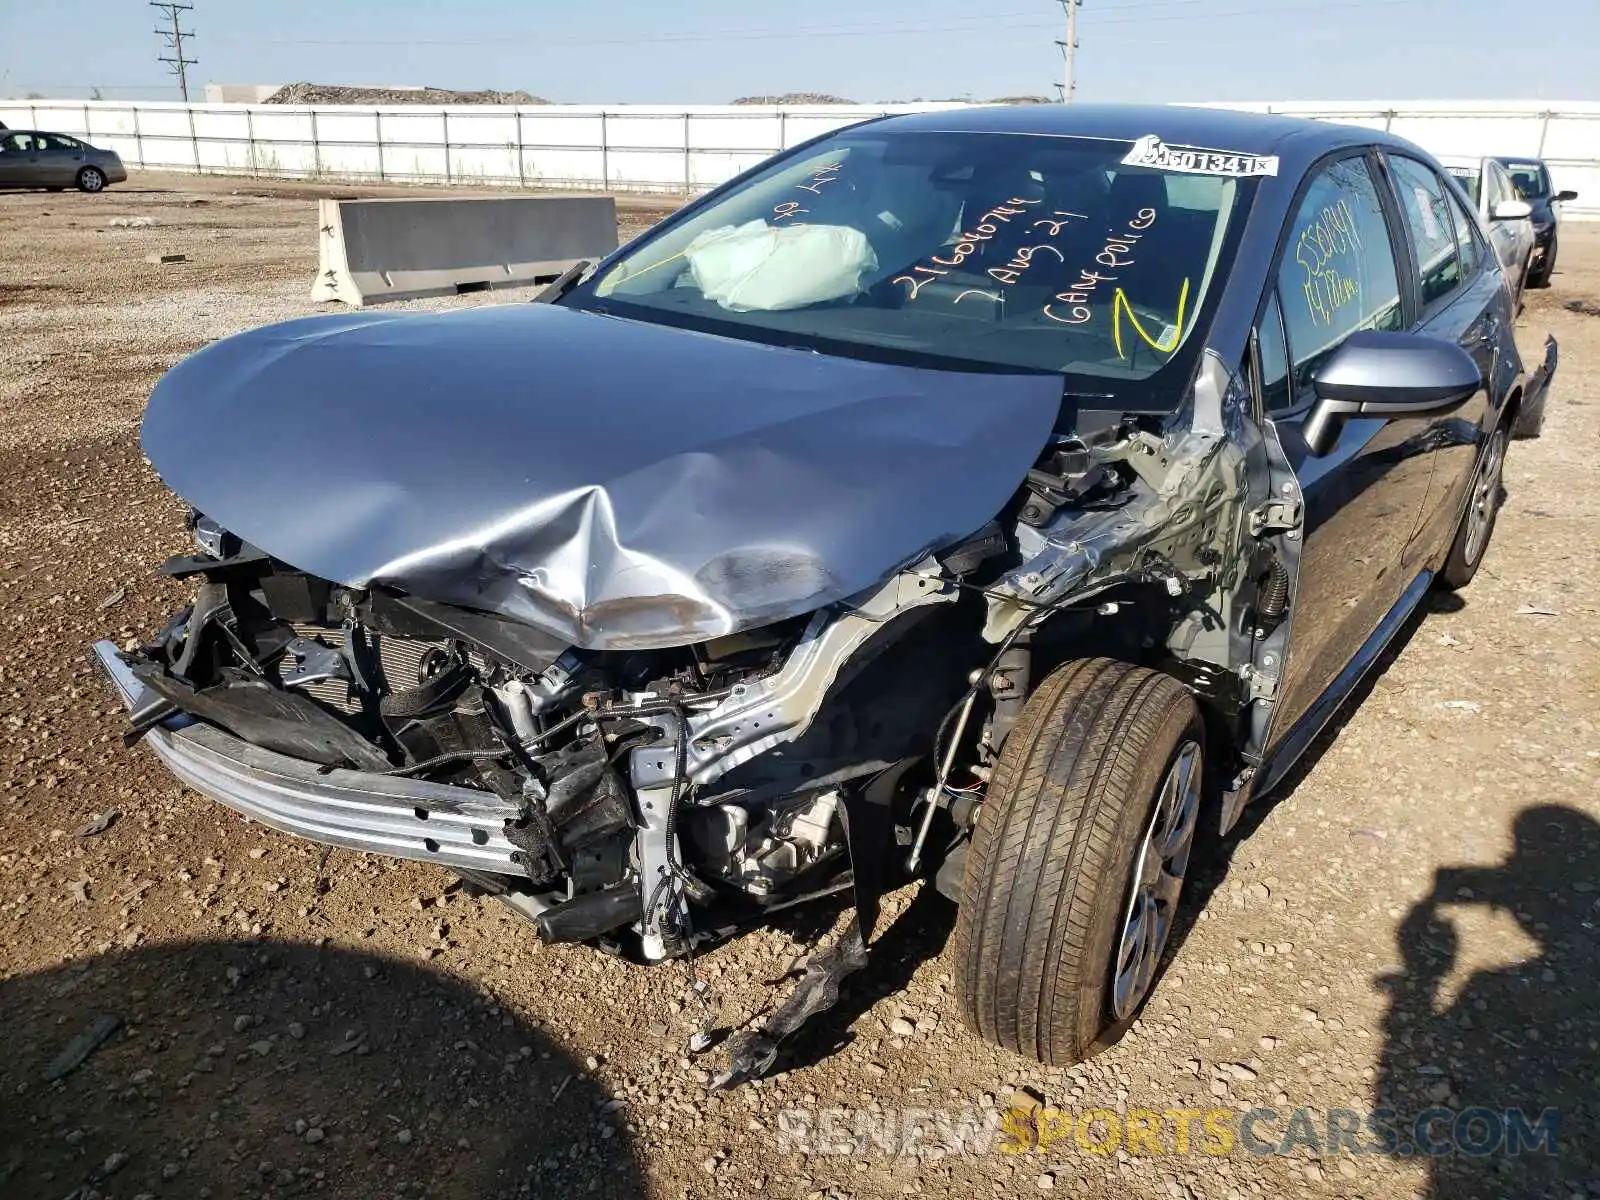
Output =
[
  {"x1": 1257, "y1": 291, "x2": 1292, "y2": 413},
  {"x1": 1389, "y1": 156, "x2": 1462, "y2": 308},
  {"x1": 1278, "y1": 155, "x2": 1403, "y2": 396},
  {"x1": 1443, "y1": 185, "x2": 1480, "y2": 278},
  {"x1": 1489, "y1": 165, "x2": 1510, "y2": 207}
]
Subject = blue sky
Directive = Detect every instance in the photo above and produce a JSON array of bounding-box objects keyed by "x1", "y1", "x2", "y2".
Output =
[{"x1": 3, "y1": 0, "x2": 1597, "y2": 104}]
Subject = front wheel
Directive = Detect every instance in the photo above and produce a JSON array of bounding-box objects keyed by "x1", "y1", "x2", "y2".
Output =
[
  {"x1": 76, "y1": 166, "x2": 106, "y2": 193},
  {"x1": 1528, "y1": 237, "x2": 1556, "y2": 288},
  {"x1": 954, "y1": 658, "x2": 1204, "y2": 1065}
]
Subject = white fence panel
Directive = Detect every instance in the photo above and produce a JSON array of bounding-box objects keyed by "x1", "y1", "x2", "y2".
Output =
[{"x1": 0, "y1": 98, "x2": 1595, "y2": 215}]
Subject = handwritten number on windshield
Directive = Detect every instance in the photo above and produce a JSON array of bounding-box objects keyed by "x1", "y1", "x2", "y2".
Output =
[
  {"x1": 773, "y1": 162, "x2": 843, "y2": 222},
  {"x1": 891, "y1": 197, "x2": 1046, "y2": 300}
]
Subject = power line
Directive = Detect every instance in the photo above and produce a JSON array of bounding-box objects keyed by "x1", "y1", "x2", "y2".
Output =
[
  {"x1": 151, "y1": 1, "x2": 197, "y2": 102},
  {"x1": 200, "y1": 0, "x2": 1438, "y2": 49}
]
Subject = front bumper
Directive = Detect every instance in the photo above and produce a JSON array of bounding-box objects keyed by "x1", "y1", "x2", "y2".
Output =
[{"x1": 92, "y1": 640, "x2": 526, "y2": 874}]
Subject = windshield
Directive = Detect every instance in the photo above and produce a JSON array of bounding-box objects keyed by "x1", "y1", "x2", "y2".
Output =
[
  {"x1": 1445, "y1": 165, "x2": 1481, "y2": 206},
  {"x1": 1500, "y1": 160, "x2": 1550, "y2": 200},
  {"x1": 571, "y1": 130, "x2": 1258, "y2": 400}
]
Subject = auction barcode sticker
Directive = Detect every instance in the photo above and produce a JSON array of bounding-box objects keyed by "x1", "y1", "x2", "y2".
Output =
[{"x1": 1122, "y1": 134, "x2": 1280, "y2": 178}]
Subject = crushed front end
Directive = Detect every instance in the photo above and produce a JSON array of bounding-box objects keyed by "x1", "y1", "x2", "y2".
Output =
[{"x1": 96, "y1": 529, "x2": 988, "y2": 962}]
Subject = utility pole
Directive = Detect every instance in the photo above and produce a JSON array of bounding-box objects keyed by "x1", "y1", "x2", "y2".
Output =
[
  {"x1": 1056, "y1": 0, "x2": 1081, "y2": 104},
  {"x1": 151, "y1": 2, "x2": 197, "y2": 102}
]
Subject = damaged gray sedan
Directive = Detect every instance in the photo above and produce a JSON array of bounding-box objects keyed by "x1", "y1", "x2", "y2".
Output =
[{"x1": 96, "y1": 104, "x2": 1556, "y2": 1082}]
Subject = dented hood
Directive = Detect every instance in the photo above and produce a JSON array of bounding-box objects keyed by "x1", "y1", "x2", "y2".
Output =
[{"x1": 141, "y1": 303, "x2": 1061, "y2": 649}]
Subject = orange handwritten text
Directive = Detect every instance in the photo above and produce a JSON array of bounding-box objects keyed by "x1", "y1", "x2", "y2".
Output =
[
  {"x1": 772, "y1": 161, "x2": 844, "y2": 222},
  {"x1": 1042, "y1": 208, "x2": 1158, "y2": 325},
  {"x1": 893, "y1": 196, "x2": 1044, "y2": 300}
]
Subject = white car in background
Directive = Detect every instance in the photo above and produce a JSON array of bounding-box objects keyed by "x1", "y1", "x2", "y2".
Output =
[{"x1": 1439, "y1": 156, "x2": 1536, "y2": 305}]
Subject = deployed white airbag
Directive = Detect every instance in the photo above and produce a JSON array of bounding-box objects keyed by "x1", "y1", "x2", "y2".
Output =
[{"x1": 685, "y1": 220, "x2": 878, "y2": 312}]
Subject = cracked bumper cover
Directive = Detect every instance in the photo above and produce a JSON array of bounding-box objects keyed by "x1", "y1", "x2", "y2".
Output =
[{"x1": 92, "y1": 639, "x2": 526, "y2": 874}]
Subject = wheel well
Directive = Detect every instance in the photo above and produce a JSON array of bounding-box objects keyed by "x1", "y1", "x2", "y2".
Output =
[{"x1": 1501, "y1": 385, "x2": 1524, "y2": 434}]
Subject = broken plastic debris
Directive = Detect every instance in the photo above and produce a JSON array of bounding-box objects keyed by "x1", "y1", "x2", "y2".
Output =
[
  {"x1": 75, "y1": 810, "x2": 120, "y2": 838},
  {"x1": 43, "y1": 1014, "x2": 123, "y2": 1081}
]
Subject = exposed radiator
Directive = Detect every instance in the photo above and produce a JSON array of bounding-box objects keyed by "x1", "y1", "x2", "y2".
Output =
[{"x1": 281, "y1": 624, "x2": 458, "y2": 714}]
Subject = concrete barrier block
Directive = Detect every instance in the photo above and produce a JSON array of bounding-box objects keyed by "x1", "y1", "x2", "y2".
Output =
[{"x1": 312, "y1": 195, "x2": 618, "y2": 306}]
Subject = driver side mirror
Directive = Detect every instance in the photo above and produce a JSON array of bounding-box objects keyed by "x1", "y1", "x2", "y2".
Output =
[
  {"x1": 1302, "y1": 331, "x2": 1482, "y2": 456},
  {"x1": 1491, "y1": 198, "x2": 1532, "y2": 221},
  {"x1": 1555, "y1": 189, "x2": 1579, "y2": 203}
]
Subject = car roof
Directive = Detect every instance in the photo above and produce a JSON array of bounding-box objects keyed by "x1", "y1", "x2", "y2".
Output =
[{"x1": 864, "y1": 102, "x2": 1374, "y2": 157}]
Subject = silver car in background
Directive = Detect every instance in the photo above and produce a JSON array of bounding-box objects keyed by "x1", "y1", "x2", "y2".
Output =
[
  {"x1": 1440, "y1": 156, "x2": 1536, "y2": 304},
  {"x1": 0, "y1": 130, "x2": 127, "y2": 192}
]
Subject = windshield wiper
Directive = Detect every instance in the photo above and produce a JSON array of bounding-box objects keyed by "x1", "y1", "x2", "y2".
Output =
[{"x1": 532, "y1": 260, "x2": 592, "y2": 305}]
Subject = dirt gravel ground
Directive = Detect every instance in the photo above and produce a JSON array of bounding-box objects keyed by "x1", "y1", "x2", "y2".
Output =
[{"x1": 1, "y1": 171, "x2": 1596, "y2": 1200}]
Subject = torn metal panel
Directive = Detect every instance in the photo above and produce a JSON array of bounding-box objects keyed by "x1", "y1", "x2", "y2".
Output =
[
  {"x1": 984, "y1": 428, "x2": 1252, "y2": 651},
  {"x1": 140, "y1": 303, "x2": 1063, "y2": 652},
  {"x1": 628, "y1": 567, "x2": 959, "y2": 792}
]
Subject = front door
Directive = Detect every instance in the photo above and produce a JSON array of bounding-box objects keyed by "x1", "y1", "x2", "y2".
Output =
[
  {"x1": 0, "y1": 131, "x2": 40, "y2": 187},
  {"x1": 1257, "y1": 152, "x2": 1438, "y2": 740}
]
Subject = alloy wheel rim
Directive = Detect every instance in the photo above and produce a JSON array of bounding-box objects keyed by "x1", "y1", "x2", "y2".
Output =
[
  {"x1": 1111, "y1": 739, "x2": 1202, "y2": 1021},
  {"x1": 1463, "y1": 430, "x2": 1506, "y2": 567},
  {"x1": 83, "y1": 170, "x2": 104, "y2": 191}
]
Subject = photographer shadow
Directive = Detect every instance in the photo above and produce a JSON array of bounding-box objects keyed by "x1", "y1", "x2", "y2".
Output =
[
  {"x1": 1374, "y1": 804, "x2": 1600, "y2": 1198},
  {"x1": 0, "y1": 939, "x2": 646, "y2": 1200}
]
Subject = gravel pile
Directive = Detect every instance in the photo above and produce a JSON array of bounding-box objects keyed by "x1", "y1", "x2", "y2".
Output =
[
  {"x1": 730, "y1": 92, "x2": 856, "y2": 105},
  {"x1": 264, "y1": 83, "x2": 549, "y2": 106}
]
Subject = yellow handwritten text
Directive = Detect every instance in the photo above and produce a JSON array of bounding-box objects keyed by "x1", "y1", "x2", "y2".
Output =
[
  {"x1": 1294, "y1": 197, "x2": 1363, "y2": 326},
  {"x1": 1111, "y1": 277, "x2": 1191, "y2": 359}
]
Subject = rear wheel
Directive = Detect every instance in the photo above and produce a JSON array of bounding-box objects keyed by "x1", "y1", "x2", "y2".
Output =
[
  {"x1": 75, "y1": 166, "x2": 106, "y2": 193},
  {"x1": 955, "y1": 658, "x2": 1203, "y2": 1065},
  {"x1": 1439, "y1": 424, "x2": 1508, "y2": 590}
]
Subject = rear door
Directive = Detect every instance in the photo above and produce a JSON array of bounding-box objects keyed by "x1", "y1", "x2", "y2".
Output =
[
  {"x1": 39, "y1": 134, "x2": 88, "y2": 186},
  {"x1": 1255, "y1": 151, "x2": 1437, "y2": 739},
  {"x1": 1383, "y1": 152, "x2": 1505, "y2": 558}
]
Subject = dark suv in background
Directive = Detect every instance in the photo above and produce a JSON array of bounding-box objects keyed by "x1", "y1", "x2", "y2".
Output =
[{"x1": 1495, "y1": 156, "x2": 1578, "y2": 287}]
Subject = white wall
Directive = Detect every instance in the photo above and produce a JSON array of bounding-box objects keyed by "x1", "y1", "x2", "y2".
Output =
[
  {"x1": 0, "y1": 99, "x2": 963, "y2": 194},
  {"x1": 1204, "y1": 100, "x2": 1600, "y2": 218},
  {"x1": 2, "y1": 98, "x2": 1596, "y2": 217}
]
